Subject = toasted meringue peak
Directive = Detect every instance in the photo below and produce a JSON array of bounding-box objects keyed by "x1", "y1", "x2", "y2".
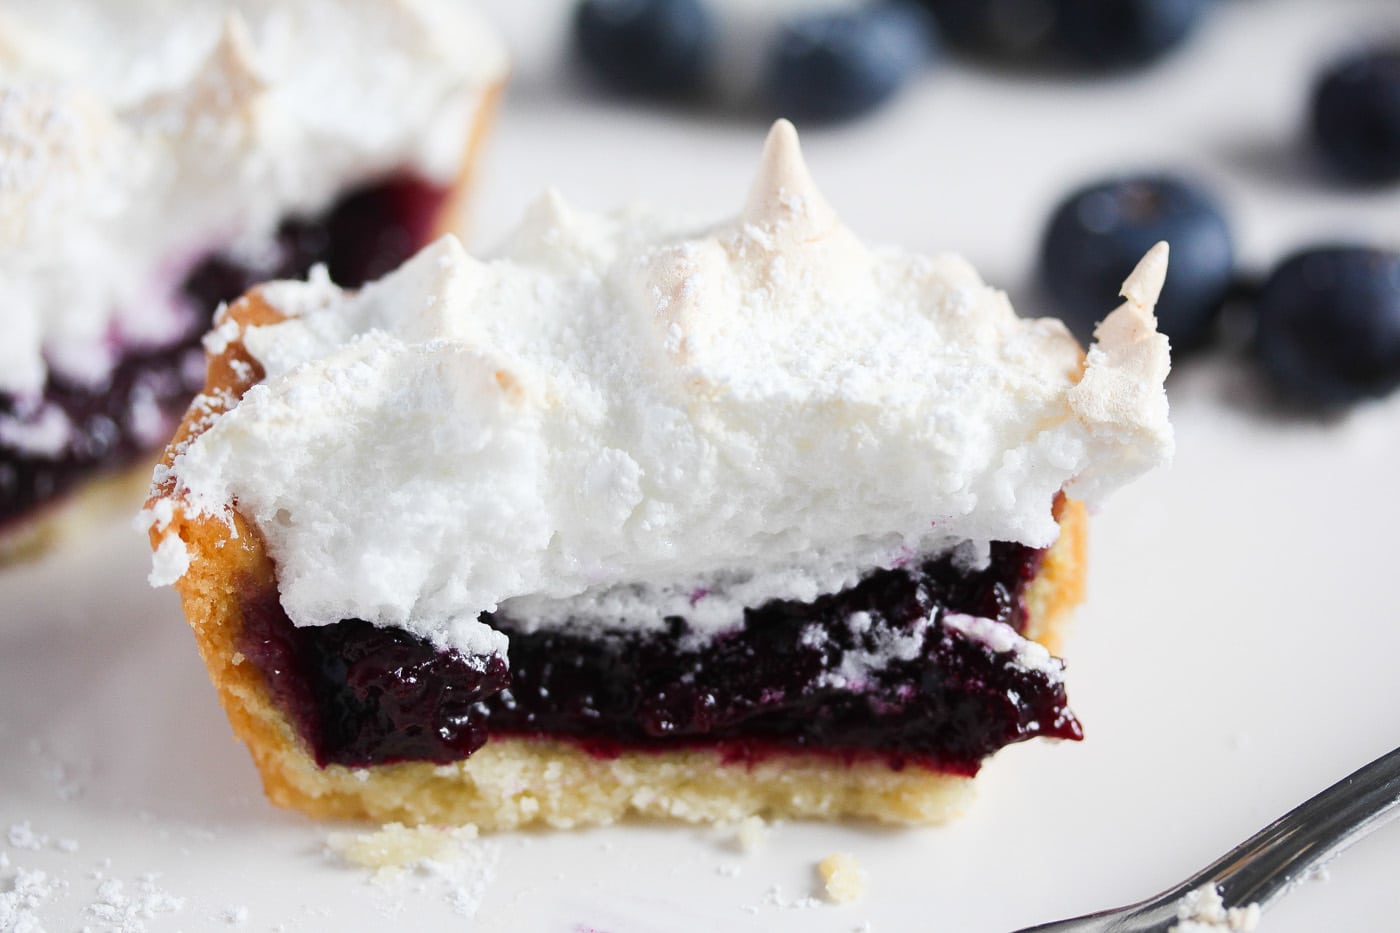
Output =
[
  {"x1": 1066, "y1": 244, "x2": 1174, "y2": 499},
  {"x1": 157, "y1": 127, "x2": 1173, "y2": 652},
  {"x1": 741, "y1": 119, "x2": 839, "y2": 237},
  {"x1": 1121, "y1": 241, "x2": 1169, "y2": 307},
  {"x1": 195, "y1": 13, "x2": 269, "y2": 119}
]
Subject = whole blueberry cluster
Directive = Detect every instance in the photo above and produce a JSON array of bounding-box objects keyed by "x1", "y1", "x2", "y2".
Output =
[
  {"x1": 924, "y1": 0, "x2": 1213, "y2": 71},
  {"x1": 1040, "y1": 42, "x2": 1400, "y2": 410},
  {"x1": 571, "y1": 0, "x2": 1216, "y2": 123},
  {"x1": 1040, "y1": 175, "x2": 1398, "y2": 408}
]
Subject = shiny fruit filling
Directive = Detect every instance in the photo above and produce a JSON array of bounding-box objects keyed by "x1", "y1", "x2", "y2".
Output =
[{"x1": 238, "y1": 539, "x2": 1081, "y2": 775}]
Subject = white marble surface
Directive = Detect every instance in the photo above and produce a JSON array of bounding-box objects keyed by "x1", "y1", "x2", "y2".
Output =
[{"x1": 3, "y1": 1, "x2": 1400, "y2": 930}]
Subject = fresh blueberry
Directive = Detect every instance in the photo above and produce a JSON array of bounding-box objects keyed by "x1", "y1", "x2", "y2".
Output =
[
  {"x1": 919, "y1": 0, "x2": 1208, "y2": 69},
  {"x1": 918, "y1": 0, "x2": 1057, "y2": 59},
  {"x1": 1254, "y1": 247, "x2": 1400, "y2": 407},
  {"x1": 573, "y1": 0, "x2": 715, "y2": 98},
  {"x1": 1039, "y1": 174, "x2": 1234, "y2": 349},
  {"x1": 1052, "y1": 0, "x2": 1212, "y2": 71},
  {"x1": 765, "y1": 3, "x2": 935, "y2": 123},
  {"x1": 1310, "y1": 46, "x2": 1400, "y2": 184}
]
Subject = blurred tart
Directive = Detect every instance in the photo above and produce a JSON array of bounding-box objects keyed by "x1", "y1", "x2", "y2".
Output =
[
  {"x1": 0, "y1": 0, "x2": 506, "y2": 561},
  {"x1": 147, "y1": 120, "x2": 1172, "y2": 829}
]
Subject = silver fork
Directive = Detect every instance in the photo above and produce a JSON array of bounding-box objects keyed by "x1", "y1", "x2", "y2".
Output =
[{"x1": 1015, "y1": 745, "x2": 1400, "y2": 933}]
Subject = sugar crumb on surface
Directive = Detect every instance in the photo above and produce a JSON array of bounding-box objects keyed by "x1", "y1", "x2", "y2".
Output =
[
  {"x1": 1169, "y1": 884, "x2": 1261, "y2": 932},
  {"x1": 82, "y1": 873, "x2": 186, "y2": 931},
  {"x1": 818, "y1": 852, "x2": 867, "y2": 905},
  {"x1": 761, "y1": 884, "x2": 823, "y2": 910},
  {"x1": 6, "y1": 822, "x2": 48, "y2": 851},
  {"x1": 0, "y1": 866, "x2": 64, "y2": 932},
  {"x1": 217, "y1": 903, "x2": 250, "y2": 925}
]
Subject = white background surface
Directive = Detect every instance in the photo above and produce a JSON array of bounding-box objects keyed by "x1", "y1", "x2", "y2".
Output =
[{"x1": 4, "y1": 1, "x2": 1400, "y2": 930}]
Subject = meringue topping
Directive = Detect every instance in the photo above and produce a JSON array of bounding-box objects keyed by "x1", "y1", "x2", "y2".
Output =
[
  {"x1": 153, "y1": 121, "x2": 1173, "y2": 654},
  {"x1": 0, "y1": 0, "x2": 506, "y2": 404}
]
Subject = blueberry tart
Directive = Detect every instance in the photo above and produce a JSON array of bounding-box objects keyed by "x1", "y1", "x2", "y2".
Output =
[
  {"x1": 146, "y1": 121, "x2": 1173, "y2": 829},
  {"x1": 0, "y1": 0, "x2": 506, "y2": 561}
]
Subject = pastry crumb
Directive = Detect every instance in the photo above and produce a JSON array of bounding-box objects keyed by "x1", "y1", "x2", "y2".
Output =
[
  {"x1": 326, "y1": 822, "x2": 479, "y2": 872},
  {"x1": 818, "y1": 852, "x2": 866, "y2": 904},
  {"x1": 326, "y1": 822, "x2": 499, "y2": 919},
  {"x1": 736, "y1": 815, "x2": 768, "y2": 853}
]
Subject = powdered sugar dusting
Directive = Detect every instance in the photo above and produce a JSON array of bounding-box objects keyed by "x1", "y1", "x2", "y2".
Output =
[
  {"x1": 0, "y1": 866, "x2": 62, "y2": 933},
  {"x1": 155, "y1": 121, "x2": 1172, "y2": 654},
  {"x1": 7, "y1": 823, "x2": 47, "y2": 852},
  {"x1": 83, "y1": 874, "x2": 185, "y2": 932}
]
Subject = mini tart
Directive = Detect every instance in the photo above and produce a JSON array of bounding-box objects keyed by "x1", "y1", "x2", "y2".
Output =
[
  {"x1": 0, "y1": 2, "x2": 505, "y2": 562},
  {"x1": 156, "y1": 288, "x2": 1088, "y2": 827},
  {"x1": 149, "y1": 121, "x2": 1171, "y2": 829}
]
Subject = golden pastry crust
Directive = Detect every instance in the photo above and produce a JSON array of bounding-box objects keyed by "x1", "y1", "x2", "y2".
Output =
[
  {"x1": 2, "y1": 81, "x2": 501, "y2": 570},
  {"x1": 151, "y1": 253, "x2": 1088, "y2": 829}
]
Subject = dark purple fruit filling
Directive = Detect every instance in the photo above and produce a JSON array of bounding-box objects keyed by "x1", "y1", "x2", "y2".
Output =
[
  {"x1": 239, "y1": 592, "x2": 511, "y2": 767},
  {"x1": 239, "y1": 539, "x2": 1081, "y2": 774},
  {"x1": 0, "y1": 175, "x2": 446, "y2": 531}
]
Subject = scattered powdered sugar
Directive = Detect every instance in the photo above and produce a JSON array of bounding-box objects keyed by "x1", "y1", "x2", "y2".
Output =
[
  {"x1": 217, "y1": 904, "x2": 250, "y2": 926},
  {"x1": 6, "y1": 824, "x2": 80, "y2": 860},
  {"x1": 7, "y1": 823, "x2": 47, "y2": 851},
  {"x1": 1169, "y1": 884, "x2": 1262, "y2": 932},
  {"x1": 761, "y1": 884, "x2": 823, "y2": 911},
  {"x1": 156, "y1": 121, "x2": 1173, "y2": 656},
  {"x1": 0, "y1": 866, "x2": 63, "y2": 933},
  {"x1": 1, "y1": 820, "x2": 187, "y2": 933},
  {"x1": 82, "y1": 874, "x2": 185, "y2": 932}
]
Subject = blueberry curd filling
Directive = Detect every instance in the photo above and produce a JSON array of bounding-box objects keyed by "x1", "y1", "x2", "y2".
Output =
[
  {"x1": 0, "y1": 176, "x2": 446, "y2": 531},
  {"x1": 238, "y1": 539, "x2": 1082, "y2": 776}
]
